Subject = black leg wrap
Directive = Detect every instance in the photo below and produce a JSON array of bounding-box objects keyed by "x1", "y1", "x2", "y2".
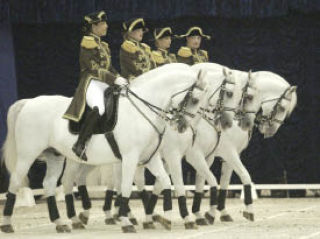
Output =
[
  {"x1": 192, "y1": 192, "x2": 203, "y2": 213},
  {"x1": 119, "y1": 197, "x2": 130, "y2": 217},
  {"x1": 217, "y1": 189, "x2": 227, "y2": 211},
  {"x1": 103, "y1": 190, "x2": 115, "y2": 211},
  {"x1": 3, "y1": 192, "x2": 16, "y2": 216},
  {"x1": 210, "y1": 187, "x2": 218, "y2": 206},
  {"x1": 114, "y1": 194, "x2": 121, "y2": 207},
  {"x1": 78, "y1": 185, "x2": 91, "y2": 210},
  {"x1": 47, "y1": 196, "x2": 60, "y2": 222},
  {"x1": 244, "y1": 184, "x2": 253, "y2": 205},
  {"x1": 65, "y1": 194, "x2": 76, "y2": 218},
  {"x1": 139, "y1": 190, "x2": 150, "y2": 212},
  {"x1": 162, "y1": 189, "x2": 172, "y2": 212},
  {"x1": 178, "y1": 196, "x2": 189, "y2": 219},
  {"x1": 146, "y1": 194, "x2": 158, "y2": 215}
]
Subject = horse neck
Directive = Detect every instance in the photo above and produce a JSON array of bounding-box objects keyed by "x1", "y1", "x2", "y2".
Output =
[
  {"x1": 129, "y1": 69, "x2": 195, "y2": 109},
  {"x1": 254, "y1": 71, "x2": 290, "y2": 100}
]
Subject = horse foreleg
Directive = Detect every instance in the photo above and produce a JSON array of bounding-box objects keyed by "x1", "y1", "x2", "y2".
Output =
[
  {"x1": 218, "y1": 161, "x2": 234, "y2": 222},
  {"x1": 186, "y1": 150, "x2": 218, "y2": 225},
  {"x1": 192, "y1": 173, "x2": 208, "y2": 225},
  {"x1": 222, "y1": 151, "x2": 254, "y2": 221},
  {"x1": 144, "y1": 154, "x2": 172, "y2": 230},
  {"x1": 43, "y1": 152, "x2": 71, "y2": 232},
  {"x1": 103, "y1": 164, "x2": 117, "y2": 225},
  {"x1": 119, "y1": 154, "x2": 139, "y2": 233},
  {"x1": 62, "y1": 160, "x2": 85, "y2": 229},
  {"x1": 134, "y1": 167, "x2": 149, "y2": 217},
  {"x1": 75, "y1": 164, "x2": 95, "y2": 225}
]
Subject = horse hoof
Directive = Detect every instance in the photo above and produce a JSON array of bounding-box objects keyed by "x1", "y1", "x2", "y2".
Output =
[
  {"x1": 72, "y1": 222, "x2": 86, "y2": 230},
  {"x1": 152, "y1": 214, "x2": 161, "y2": 222},
  {"x1": 0, "y1": 224, "x2": 14, "y2": 233},
  {"x1": 129, "y1": 218, "x2": 138, "y2": 225},
  {"x1": 79, "y1": 212, "x2": 89, "y2": 225},
  {"x1": 56, "y1": 225, "x2": 71, "y2": 233},
  {"x1": 195, "y1": 218, "x2": 208, "y2": 226},
  {"x1": 184, "y1": 221, "x2": 198, "y2": 230},
  {"x1": 243, "y1": 211, "x2": 254, "y2": 221},
  {"x1": 157, "y1": 216, "x2": 171, "y2": 230},
  {"x1": 105, "y1": 218, "x2": 117, "y2": 225},
  {"x1": 122, "y1": 225, "x2": 136, "y2": 233},
  {"x1": 205, "y1": 212, "x2": 215, "y2": 225},
  {"x1": 143, "y1": 221, "x2": 156, "y2": 229},
  {"x1": 113, "y1": 214, "x2": 120, "y2": 221},
  {"x1": 220, "y1": 214, "x2": 234, "y2": 222}
]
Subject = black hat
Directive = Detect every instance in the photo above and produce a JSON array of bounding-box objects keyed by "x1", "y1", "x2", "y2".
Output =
[
  {"x1": 177, "y1": 26, "x2": 211, "y2": 40},
  {"x1": 84, "y1": 10, "x2": 107, "y2": 24},
  {"x1": 153, "y1": 27, "x2": 173, "y2": 40},
  {"x1": 122, "y1": 18, "x2": 148, "y2": 33}
]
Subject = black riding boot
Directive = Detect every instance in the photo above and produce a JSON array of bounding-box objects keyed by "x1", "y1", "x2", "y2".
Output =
[{"x1": 72, "y1": 107, "x2": 100, "y2": 161}]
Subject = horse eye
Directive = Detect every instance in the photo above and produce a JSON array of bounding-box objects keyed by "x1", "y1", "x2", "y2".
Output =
[
  {"x1": 277, "y1": 104, "x2": 285, "y2": 112},
  {"x1": 191, "y1": 98, "x2": 199, "y2": 105},
  {"x1": 226, "y1": 91, "x2": 233, "y2": 98},
  {"x1": 246, "y1": 94, "x2": 253, "y2": 101}
]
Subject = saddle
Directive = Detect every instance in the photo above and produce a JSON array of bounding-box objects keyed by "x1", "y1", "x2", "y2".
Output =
[
  {"x1": 68, "y1": 85, "x2": 122, "y2": 160},
  {"x1": 68, "y1": 85, "x2": 121, "y2": 135}
]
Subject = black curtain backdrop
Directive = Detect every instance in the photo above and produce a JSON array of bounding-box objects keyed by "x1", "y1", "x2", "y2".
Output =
[{"x1": 0, "y1": 0, "x2": 319, "y2": 191}]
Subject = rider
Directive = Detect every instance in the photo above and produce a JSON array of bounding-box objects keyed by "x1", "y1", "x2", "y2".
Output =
[
  {"x1": 151, "y1": 27, "x2": 177, "y2": 67},
  {"x1": 63, "y1": 10, "x2": 127, "y2": 161},
  {"x1": 176, "y1": 26, "x2": 211, "y2": 65},
  {"x1": 120, "y1": 17, "x2": 156, "y2": 80}
]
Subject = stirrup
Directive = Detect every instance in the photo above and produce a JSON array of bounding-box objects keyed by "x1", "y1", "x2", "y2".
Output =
[{"x1": 72, "y1": 144, "x2": 88, "y2": 161}]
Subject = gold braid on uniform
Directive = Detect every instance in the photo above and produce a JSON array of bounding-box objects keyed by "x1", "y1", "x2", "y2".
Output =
[{"x1": 178, "y1": 47, "x2": 192, "y2": 58}]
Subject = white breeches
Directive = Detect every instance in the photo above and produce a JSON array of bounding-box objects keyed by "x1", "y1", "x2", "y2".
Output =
[{"x1": 86, "y1": 79, "x2": 109, "y2": 115}]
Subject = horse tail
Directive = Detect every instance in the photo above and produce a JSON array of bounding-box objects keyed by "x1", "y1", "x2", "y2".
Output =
[{"x1": 2, "y1": 99, "x2": 28, "y2": 174}]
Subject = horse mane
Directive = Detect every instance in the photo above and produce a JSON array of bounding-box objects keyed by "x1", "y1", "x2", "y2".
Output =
[
  {"x1": 255, "y1": 71, "x2": 297, "y2": 118},
  {"x1": 129, "y1": 63, "x2": 192, "y2": 88}
]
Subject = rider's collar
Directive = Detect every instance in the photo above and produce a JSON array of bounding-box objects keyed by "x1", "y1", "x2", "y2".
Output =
[
  {"x1": 127, "y1": 37, "x2": 140, "y2": 45},
  {"x1": 90, "y1": 33, "x2": 101, "y2": 44},
  {"x1": 158, "y1": 48, "x2": 168, "y2": 55}
]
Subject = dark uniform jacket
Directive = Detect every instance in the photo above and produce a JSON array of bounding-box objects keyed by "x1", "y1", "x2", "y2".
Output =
[
  {"x1": 63, "y1": 34, "x2": 119, "y2": 122},
  {"x1": 120, "y1": 38, "x2": 156, "y2": 80},
  {"x1": 152, "y1": 48, "x2": 177, "y2": 67},
  {"x1": 177, "y1": 46, "x2": 209, "y2": 65}
]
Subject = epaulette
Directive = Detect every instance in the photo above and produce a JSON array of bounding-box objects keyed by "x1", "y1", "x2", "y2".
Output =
[
  {"x1": 200, "y1": 49, "x2": 208, "y2": 59},
  {"x1": 141, "y1": 43, "x2": 151, "y2": 54},
  {"x1": 121, "y1": 40, "x2": 137, "y2": 54},
  {"x1": 177, "y1": 47, "x2": 192, "y2": 58},
  {"x1": 152, "y1": 51, "x2": 165, "y2": 64},
  {"x1": 80, "y1": 36, "x2": 99, "y2": 49}
]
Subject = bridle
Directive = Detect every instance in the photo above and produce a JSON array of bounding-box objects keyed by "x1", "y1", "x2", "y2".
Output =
[{"x1": 255, "y1": 86, "x2": 291, "y2": 127}]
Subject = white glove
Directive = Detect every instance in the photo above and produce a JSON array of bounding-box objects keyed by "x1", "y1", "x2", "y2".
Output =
[{"x1": 115, "y1": 77, "x2": 128, "y2": 86}]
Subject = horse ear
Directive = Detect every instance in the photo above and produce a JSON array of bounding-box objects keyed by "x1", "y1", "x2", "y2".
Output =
[
  {"x1": 196, "y1": 69, "x2": 208, "y2": 90},
  {"x1": 222, "y1": 67, "x2": 227, "y2": 76},
  {"x1": 290, "y1": 86, "x2": 297, "y2": 93},
  {"x1": 248, "y1": 70, "x2": 252, "y2": 79}
]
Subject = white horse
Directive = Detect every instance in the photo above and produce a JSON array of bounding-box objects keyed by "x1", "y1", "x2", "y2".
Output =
[
  {"x1": 35, "y1": 65, "x2": 241, "y2": 231},
  {"x1": 100, "y1": 65, "x2": 260, "y2": 229},
  {"x1": 188, "y1": 65, "x2": 297, "y2": 223},
  {"x1": 145, "y1": 63, "x2": 260, "y2": 226},
  {"x1": 0, "y1": 63, "x2": 210, "y2": 233}
]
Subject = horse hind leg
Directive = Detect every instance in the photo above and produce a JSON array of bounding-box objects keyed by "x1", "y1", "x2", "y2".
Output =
[
  {"x1": 42, "y1": 150, "x2": 71, "y2": 233},
  {"x1": 1, "y1": 154, "x2": 38, "y2": 233}
]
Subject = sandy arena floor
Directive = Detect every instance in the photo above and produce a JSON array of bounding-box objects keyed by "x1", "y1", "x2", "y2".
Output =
[{"x1": 0, "y1": 197, "x2": 319, "y2": 239}]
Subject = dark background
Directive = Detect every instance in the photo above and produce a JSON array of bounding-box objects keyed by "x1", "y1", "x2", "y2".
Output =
[{"x1": 1, "y1": 0, "x2": 319, "y2": 192}]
